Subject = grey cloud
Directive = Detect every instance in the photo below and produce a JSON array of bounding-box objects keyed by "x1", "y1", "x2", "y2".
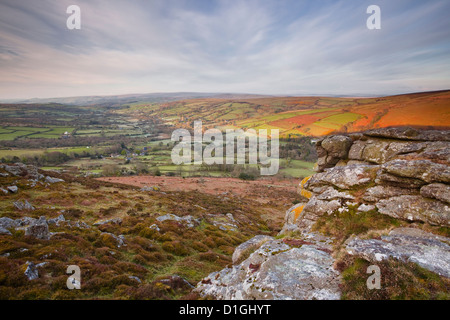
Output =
[{"x1": 0, "y1": 0, "x2": 449, "y2": 99}]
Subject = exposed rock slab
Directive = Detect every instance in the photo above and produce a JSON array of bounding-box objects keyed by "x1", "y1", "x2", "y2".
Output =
[
  {"x1": 305, "y1": 164, "x2": 378, "y2": 190},
  {"x1": 364, "y1": 127, "x2": 450, "y2": 142},
  {"x1": 232, "y1": 235, "x2": 273, "y2": 264},
  {"x1": 346, "y1": 228, "x2": 450, "y2": 278},
  {"x1": 195, "y1": 238, "x2": 340, "y2": 300},
  {"x1": 420, "y1": 183, "x2": 450, "y2": 204},
  {"x1": 381, "y1": 159, "x2": 450, "y2": 184},
  {"x1": 363, "y1": 185, "x2": 416, "y2": 202},
  {"x1": 376, "y1": 195, "x2": 450, "y2": 226}
]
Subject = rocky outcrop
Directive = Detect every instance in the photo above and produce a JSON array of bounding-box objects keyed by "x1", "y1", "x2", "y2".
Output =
[
  {"x1": 24, "y1": 261, "x2": 39, "y2": 281},
  {"x1": 93, "y1": 217, "x2": 123, "y2": 226},
  {"x1": 376, "y1": 195, "x2": 449, "y2": 225},
  {"x1": 13, "y1": 200, "x2": 35, "y2": 211},
  {"x1": 0, "y1": 163, "x2": 66, "y2": 195},
  {"x1": 295, "y1": 127, "x2": 450, "y2": 229},
  {"x1": 195, "y1": 127, "x2": 450, "y2": 300},
  {"x1": 25, "y1": 216, "x2": 50, "y2": 240},
  {"x1": 206, "y1": 213, "x2": 239, "y2": 231},
  {"x1": 0, "y1": 163, "x2": 44, "y2": 181},
  {"x1": 0, "y1": 214, "x2": 89, "y2": 238}
]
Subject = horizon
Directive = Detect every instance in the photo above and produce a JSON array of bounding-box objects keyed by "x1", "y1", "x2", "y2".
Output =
[
  {"x1": 3, "y1": 88, "x2": 450, "y2": 104},
  {"x1": 1, "y1": 0, "x2": 450, "y2": 99}
]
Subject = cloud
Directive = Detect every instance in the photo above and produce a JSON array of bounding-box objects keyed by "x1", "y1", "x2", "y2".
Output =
[{"x1": 0, "y1": 0, "x2": 449, "y2": 99}]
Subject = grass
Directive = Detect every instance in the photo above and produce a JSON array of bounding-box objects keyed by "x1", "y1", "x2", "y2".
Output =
[
  {"x1": 0, "y1": 126, "x2": 75, "y2": 140},
  {"x1": 338, "y1": 255, "x2": 450, "y2": 300},
  {"x1": 312, "y1": 206, "x2": 404, "y2": 247},
  {"x1": 120, "y1": 91, "x2": 450, "y2": 138},
  {"x1": 0, "y1": 163, "x2": 280, "y2": 300}
]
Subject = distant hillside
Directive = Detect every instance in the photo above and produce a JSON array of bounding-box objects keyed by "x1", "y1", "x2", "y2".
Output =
[
  {"x1": 120, "y1": 90, "x2": 450, "y2": 136},
  {"x1": 5, "y1": 92, "x2": 272, "y2": 107}
]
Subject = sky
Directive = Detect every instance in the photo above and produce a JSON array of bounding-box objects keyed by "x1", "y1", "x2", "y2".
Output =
[{"x1": 0, "y1": 0, "x2": 449, "y2": 99}]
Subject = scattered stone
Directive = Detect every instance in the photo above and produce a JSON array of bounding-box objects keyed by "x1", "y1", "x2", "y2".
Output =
[
  {"x1": 15, "y1": 216, "x2": 38, "y2": 227},
  {"x1": 68, "y1": 220, "x2": 90, "y2": 229},
  {"x1": 0, "y1": 217, "x2": 18, "y2": 230},
  {"x1": 158, "y1": 275, "x2": 194, "y2": 289},
  {"x1": 376, "y1": 172, "x2": 426, "y2": 188},
  {"x1": 101, "y1": 232, "x2": 126, "y2": 248},
  {"x1": 47, "y1": 214, "x2": 65, "y2": 225},
  {"x1": 25, "y1": 216, "x2": 50, "y2": 240},
  {"x1": 346, "y1": 228, "x2": 450, "y2": 278},
  {"x1": 7, "y1": 186, "x2": 18, "y2": 193},
  {"x1": 93, "y1": 217, "x2": 123, "y2": 226},
  {"x1": 360, "y1": 140, "x2": 390, "y2": 164},
  {"x1": 156, "y1": 213, "x2": 200, "y2": 228},
  {"x1": 13, "y1": 200, "x2": 35, "y2": 211},
  {"x1": 141, "y1": 186, "x2": 160, "y2": 192},
  {"x1": 149, "y1": 224, "x2": 160, "y2": 232},
  {"x1": 24, "y1": 261, "x2": 39, "y2": 280},
  {"x1": 0, "y1": 163, "x2": 44, "y2": 180},
  {"x1": 357, "y1": 204, "x2": 375, "y2": 213},
  {"x1": 316, "y1": 135, "x2": 353, "y2": 171},
  {"x1": 128, "y1": 275, "x2": 142, "y2": 283},
  {"x1": 1, "y1": 188, "x2": 8, "y2": 195},
  {"x1": 45, "y1": 176, "x2": 65, "y2": 184},
  {"x1": 0, "y1": 226, "x2": 12, "y2": 235},
  {"x1": 206, "y1": 213, "x2": 239, "y2": 231}
]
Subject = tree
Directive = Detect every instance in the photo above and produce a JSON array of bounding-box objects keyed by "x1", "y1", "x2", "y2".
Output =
[{"x1": 102, "y1": 164, "x2": 120, "y2": 176}]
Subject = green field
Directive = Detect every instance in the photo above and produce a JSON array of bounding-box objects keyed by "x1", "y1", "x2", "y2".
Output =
[{"x1": 0, "y1": 126, "x2": 74, "y2": 140}]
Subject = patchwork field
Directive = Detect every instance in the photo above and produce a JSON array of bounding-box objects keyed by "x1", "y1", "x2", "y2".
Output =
[{"x1": 121, "y1": 90, "x2": 450, "y2": 137}]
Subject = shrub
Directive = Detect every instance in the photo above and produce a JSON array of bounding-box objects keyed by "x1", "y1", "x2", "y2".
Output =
[
  {"x1": 191, "y1": 241, "x2": 209, "y2": 252},
  {"x1": 162, "y1": 241, "x2": 189, "y2": 256},
  {"x1": 198, "y1": 251, "x2": 219, "y2": 262},
  {"x1": 238, "y1": 172, "x2": 256, "y2": 181}
]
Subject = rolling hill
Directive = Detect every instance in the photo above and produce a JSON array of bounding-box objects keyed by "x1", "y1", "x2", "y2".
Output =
[{"x1": 118, "y1": 90, "x2": 450, "y2": 137}]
